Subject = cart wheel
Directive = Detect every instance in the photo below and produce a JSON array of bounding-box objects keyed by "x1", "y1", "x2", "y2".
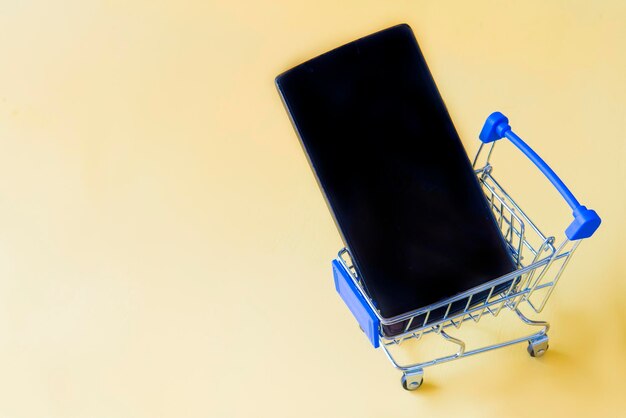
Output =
[
  {"x1": 401, "y1": 370, "x2": 424, "y2": 391},
  {"x1": 527, "y1": 335, "x2": 549, "y2": 358}
]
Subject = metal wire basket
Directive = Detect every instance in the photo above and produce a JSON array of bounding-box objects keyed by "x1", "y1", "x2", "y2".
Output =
[{"x1": 332, "y1": 112, "x2": 601, "y2": 390}]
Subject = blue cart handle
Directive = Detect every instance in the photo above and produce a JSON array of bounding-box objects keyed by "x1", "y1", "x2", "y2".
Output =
[{"x1": 479, "y1": 111, "x2": 601, "y2": 240}]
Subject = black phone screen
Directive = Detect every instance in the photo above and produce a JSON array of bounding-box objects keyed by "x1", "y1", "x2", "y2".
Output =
[{"x1": 276, "y1": 24, "x2": 515, "y2": 320}]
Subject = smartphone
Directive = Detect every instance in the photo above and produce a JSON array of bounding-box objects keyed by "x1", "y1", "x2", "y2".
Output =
[{"x1": 276, "y1": 24, "x2": 516, "y2": 333}]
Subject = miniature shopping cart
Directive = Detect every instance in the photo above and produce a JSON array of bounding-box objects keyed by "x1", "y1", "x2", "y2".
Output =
[{"x1": 332, "y1": 112, "x2": 601, "y2": 390}]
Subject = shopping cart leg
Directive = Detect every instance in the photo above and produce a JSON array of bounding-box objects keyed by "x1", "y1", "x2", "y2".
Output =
[{"x1": 514, "y1": 308, "x2": 550, "y2": 357}]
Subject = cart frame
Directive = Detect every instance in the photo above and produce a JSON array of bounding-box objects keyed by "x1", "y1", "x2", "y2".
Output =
[{"x1": 332, "y1": 112, "x2": 600, "y2": 390}]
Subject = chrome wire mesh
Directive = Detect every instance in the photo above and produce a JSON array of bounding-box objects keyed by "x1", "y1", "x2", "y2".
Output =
[{"x1": 336, "y1": 153, "x2": 579, "y2": 349}]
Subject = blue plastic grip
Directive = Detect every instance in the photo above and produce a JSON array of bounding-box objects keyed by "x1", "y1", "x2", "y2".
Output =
[
  {"x1": 479, "y1": 112, "x2": 601, "y2": 240},
  {"x1": 332, "y1": 259, "x2": 380, "y2": 348}
]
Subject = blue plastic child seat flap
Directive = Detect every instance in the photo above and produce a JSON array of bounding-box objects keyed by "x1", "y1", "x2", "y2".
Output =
[{"x1": 332, "y1": 259, "x2": 380, "y2": 348}]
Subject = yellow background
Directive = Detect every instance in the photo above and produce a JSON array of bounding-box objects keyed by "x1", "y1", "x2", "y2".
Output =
[{"x1": 0, "y1": 1, "x2": 624, "y2": 417}]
